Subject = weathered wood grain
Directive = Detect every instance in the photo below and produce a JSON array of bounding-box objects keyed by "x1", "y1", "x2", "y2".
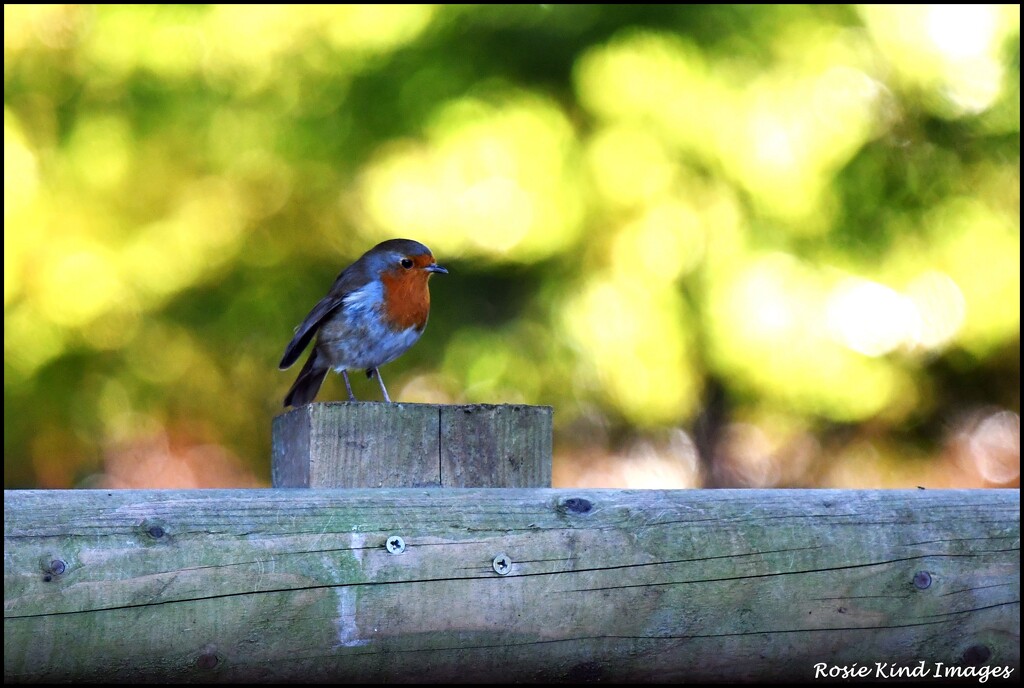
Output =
[
  {"x1": 4, "y1": 489, "x2": 1019, "y2": 683},
  {"x1": 440, "y1": 404, "x2": 552, "y2": 487},
  {"x1": 272, "y1": 402, "x2": 552, "y2": 488},
  {"x1": 272, "y1": 402, "x2": 441, "y2": 488}
]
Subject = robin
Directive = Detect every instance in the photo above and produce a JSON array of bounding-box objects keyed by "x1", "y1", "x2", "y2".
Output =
[{"x1": 280, "y1": 238, "x2": 447, "y2": 406}]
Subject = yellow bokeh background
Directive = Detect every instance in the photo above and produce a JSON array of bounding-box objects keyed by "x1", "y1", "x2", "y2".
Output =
[{"x1": 4, "y1": 4, "x2": 1019, "y2": 489}]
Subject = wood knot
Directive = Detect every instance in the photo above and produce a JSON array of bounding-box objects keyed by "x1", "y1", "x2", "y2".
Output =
[{"x1": 558, "y1": 497, "x2": 593, "y2": 514}]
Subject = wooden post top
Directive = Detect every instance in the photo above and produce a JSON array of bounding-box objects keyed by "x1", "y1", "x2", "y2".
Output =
[{"x1": 272, "y1": 402, "x2": 553, "y2": 488}]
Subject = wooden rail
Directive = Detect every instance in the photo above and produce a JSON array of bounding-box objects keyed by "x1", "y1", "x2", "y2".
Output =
[{"x1": 4, "y1": 488, "x2": 1019, "y2": 683}]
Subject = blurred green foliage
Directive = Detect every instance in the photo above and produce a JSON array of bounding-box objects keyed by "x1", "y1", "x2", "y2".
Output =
[{"x1": 4, "y1": 5, "x2": 1020, "y2": 489}]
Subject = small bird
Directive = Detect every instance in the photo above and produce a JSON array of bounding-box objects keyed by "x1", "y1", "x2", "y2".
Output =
[{"x1": 280, "y1": 238, "x2": 447, "y2": 406}]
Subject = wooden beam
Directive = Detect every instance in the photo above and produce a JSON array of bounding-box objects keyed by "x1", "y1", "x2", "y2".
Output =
[
  {"x1": 271, "y1": 403, "x2": 553, "y2": 488},
  {"x1": 3, "y1": 488, "x2": 1019, "y2": 683}
]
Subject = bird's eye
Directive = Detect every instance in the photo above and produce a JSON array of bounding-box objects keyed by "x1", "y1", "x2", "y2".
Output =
[{"x1": 400, "y1": 258, "x2": 414, "y2": 269}]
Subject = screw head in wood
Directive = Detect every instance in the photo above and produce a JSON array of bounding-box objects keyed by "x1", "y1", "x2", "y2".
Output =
[
  {"x1": 42, "y1": 557, "x2": 67, "y2": 582},
  {"x1": 913, "y1": 570, "x2": 932, "y2": 589},
  {"x1": 492, "y1": 553, "x2": 512, "y2": 575},
  {"x1": 386, "y1": 535, "x2": 406, "y2": 554}
]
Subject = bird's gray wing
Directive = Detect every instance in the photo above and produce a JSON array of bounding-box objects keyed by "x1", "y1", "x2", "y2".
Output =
[{"x1": 278, "y1": 265, "x2": 367, "y2": 370}]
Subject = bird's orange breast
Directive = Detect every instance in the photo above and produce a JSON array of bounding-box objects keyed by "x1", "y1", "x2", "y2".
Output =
[{"x1": 379, "y1": 265, "x2": 433, "y2": 332}]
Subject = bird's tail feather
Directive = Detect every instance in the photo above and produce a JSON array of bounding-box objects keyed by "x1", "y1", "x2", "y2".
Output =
[{"x1": 283, "y1": 349, "x2": 329, "y2": 407}]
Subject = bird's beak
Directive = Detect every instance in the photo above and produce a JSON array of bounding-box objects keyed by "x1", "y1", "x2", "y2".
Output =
[{"x1": 425, "y1": 264, "x2": 448, "y2": 274}]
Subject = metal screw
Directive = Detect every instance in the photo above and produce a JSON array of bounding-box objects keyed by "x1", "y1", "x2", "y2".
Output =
[
  {"x1": 386, "y1": 536, "x2": 406, "y2": 554},
  {"x1": 913, "y1": 570, "x2": 932, "y2": 589},
  {"x1": 492, "y1": 553, "x2": 512, "y2": 576},
  {"x1": 49, "y1": 559, "x2": 67, "y2": 576}
]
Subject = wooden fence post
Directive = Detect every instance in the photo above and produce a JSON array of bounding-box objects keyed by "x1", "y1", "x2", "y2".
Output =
[{"x1": 271, "y1": 402, "x2": 553, "y2": 488}]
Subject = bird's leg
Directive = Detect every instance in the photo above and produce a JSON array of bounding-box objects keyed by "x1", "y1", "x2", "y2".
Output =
[
  {"x1": 342, "y1": 370, "x2": 357, "y2": 401},
  {"x1": 367, "y1": 367, "x2": 392, "y2": 403}
]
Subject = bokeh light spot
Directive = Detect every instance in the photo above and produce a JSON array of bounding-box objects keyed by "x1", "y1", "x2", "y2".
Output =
[{"x1": 358, "y1": 92, "x2": 582, "y2": 261}]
